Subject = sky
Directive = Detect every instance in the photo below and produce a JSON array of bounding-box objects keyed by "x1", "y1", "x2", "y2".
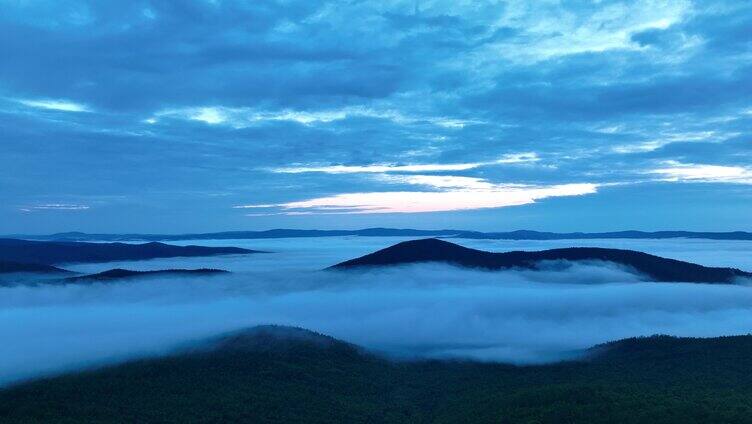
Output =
[{"x1": 1, "y1": 0, "x2": 751, "y2": 234}]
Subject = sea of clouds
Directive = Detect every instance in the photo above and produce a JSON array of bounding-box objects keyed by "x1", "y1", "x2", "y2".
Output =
[{"x1": 2, "y1": 237, "x2": 752, "y2": 386}]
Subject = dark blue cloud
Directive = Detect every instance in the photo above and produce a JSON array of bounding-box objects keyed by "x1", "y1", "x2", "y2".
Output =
[{"x1": 1, "y1": 0, "x2": 751, "y2": 233}]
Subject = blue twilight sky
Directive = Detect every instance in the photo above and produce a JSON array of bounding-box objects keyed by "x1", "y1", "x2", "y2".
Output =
[{"x1": 1, "y1": 0, "x2": 751, "y2": 234}]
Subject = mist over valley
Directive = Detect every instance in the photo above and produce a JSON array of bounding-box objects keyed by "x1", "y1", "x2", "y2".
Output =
[{"x1": 3, "y1": 236, "x2": 752, "y2": 388}]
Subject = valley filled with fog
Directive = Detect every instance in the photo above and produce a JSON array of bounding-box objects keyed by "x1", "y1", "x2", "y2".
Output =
[
  {"x1": 63, "y1": 236, "x2": 752, "y2": 273},
  {"x1": 3, "y1": 237, "x2": 752, "y2": 386}
]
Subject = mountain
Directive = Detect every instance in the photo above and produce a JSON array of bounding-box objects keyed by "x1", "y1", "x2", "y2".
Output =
[
  {"x1": 454, "y1": 229, "x2": 752, "y2": 241},
  {"x1": 9, "y1": 228, "x2": 456, "y2": 241},
  {"x1": 193, "y1": 325, "x2": 365, "y2": 358},
  {"x1": 331, "y1": 238, "x2": 752, "y2": 283},
  {"x1": 64, "y1": 268, "x2": 229, "y2": 282},
  {"x1": 10, "y1": 228, "x2": 752, "y2": 242},
  {"x1": 3, "y1": 326, "x2": 752, "y2": 423},
  {"x1": 0, "y1": 239, "x2": 259, "y2": 265},
  {"x1": 0, "y1": 260, "x2": 70, "y2": 275}
]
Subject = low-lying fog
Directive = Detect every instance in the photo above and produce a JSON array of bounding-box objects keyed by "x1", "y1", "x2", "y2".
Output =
[{"x1": 2, "y1": 237, "x2": 752, "y2": 386}]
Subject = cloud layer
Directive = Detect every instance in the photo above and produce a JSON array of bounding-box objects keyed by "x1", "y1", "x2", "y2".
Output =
[
  {"x1": 1, "y1": 1, "x2": 751, "y2": 232},
  {"x1": 2, "y1": 236, "x2": 752, "y2": 386},
  {"x1": 4, "y1": 262, "x2": 752, "y2": 386}
]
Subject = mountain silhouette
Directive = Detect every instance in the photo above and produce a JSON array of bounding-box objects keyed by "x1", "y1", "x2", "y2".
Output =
[
  {"x1": 5, "y1": 325, "x2": 752, "y2": 423},
  {"x1": 331, "y1": 238, "x2": 752, "y2": 283},
  {"x1": 64, "y1": 268, "x2": 229, "y2": 282},
  {"x1": 12, "y1": 228, "x2": 752, "y2": 242},
  {"x1": 193, "y1": 325, "x2": 364, "y2": 359},
  {"x1": 0, "y1": 260, "x2": 71, "y2": 274},
  {"x1": 0, "y1": 239, "x2": 259, "y2": 265}
]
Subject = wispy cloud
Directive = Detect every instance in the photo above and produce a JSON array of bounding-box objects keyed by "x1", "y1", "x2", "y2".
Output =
[
  {"x1": 272, "y1": 153, "x2": 539, "y2": 174},
  {"x1": 236, "y1": 176, "x2": 597, "y2": 214},
  {"x1": 649, "y1": 161, "x2": 752, "y2": 184},
  {"x1": 491, "y1": 0, "x2": 691, "y2": 63},
  {"x1": 187, "y1": 107, "x2": 226, "y2": 125},
  {"x1": 152, "y1": 105, "x2": 483, "y2": 129},
  {"x1": 21, "y1": 203, "x2": 90, "y2": 212},
  {"x1": 272, "y1": 163, "x2": 482, "y2": 174},
  {"x1": 376, "y1": 174, "x2": 498, "y2": 190},
  {"x1": 612, "y1": 131, "x2": 734, "y2": 154},
  {"x1": 17, "y1": 99, "x2": 90, "y2": 113},
  {"x1": 495, "y1": 152, "x2": 540, "y2": 164}
]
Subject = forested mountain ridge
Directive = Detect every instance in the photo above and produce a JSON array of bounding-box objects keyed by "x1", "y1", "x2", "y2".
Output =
[
  {"x1": 3, "y1": 326, "x2": 752, "y2": 423},
  {"x1": 331, "y1": 238, "x2": 752, "y2": 283}
]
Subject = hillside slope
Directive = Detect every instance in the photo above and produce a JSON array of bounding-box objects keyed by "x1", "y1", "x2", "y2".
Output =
[
  {"x1": 331, "y1": 238, "x2": 752, "y2": 283},
  {"x1": 3, "y1": 326, "x2": 752, "y2": 423},
  {"x1": 0, "y1": 239, "x2": 258, "y2": 265}
]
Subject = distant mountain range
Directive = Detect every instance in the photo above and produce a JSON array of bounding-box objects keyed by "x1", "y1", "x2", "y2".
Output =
[
  {"x1": 0, "y1": 260, "x2": 71, "y2": 275},
  {"x1": 331, "y1": 238, "x2": 752, "y2": 283},
  {"x1": 4, "y1": 324, "x2": 752, "y2": 423},
  {"x1": 8, "y1": 228, "x2": 752, "y2": 241},
  {"x1": 0, "y1": 238, "x2": 256, "y2": 279},
  {"x1": 0, "y1": 267, "x2": 230, "y2": 285},
  {"x1": 64, "y1": 268, "x2": 229, "y2": 283},
  {"x1": 0, "y1": 238, "x2": 258, "y2": 267}
]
